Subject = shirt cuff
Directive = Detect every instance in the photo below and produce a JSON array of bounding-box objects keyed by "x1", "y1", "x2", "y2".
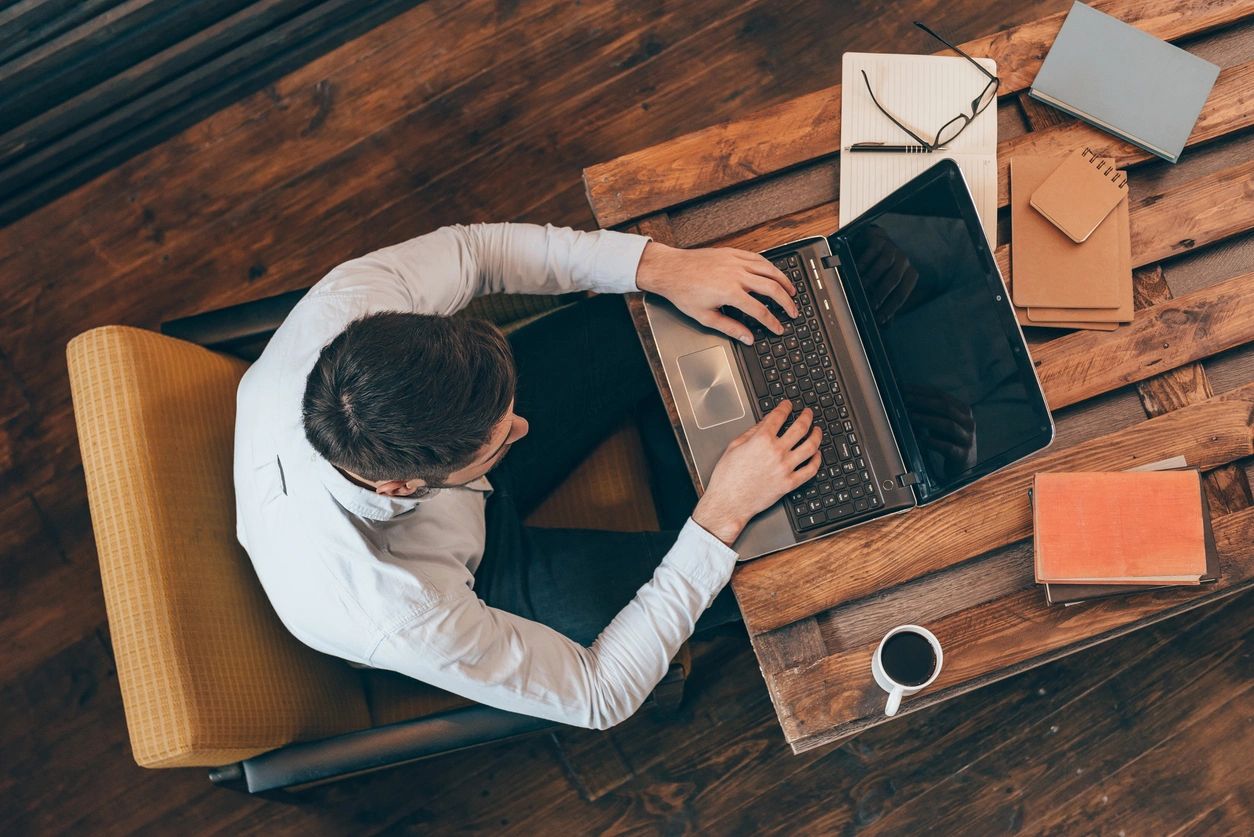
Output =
[
  {"x1": 590, "y1": 230, "x2": 651, "y2": 294},
  {"x1": 660, "y1": 517, "x2": 740, "y2": 596}
]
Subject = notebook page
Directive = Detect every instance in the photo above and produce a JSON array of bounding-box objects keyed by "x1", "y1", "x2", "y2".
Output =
[{"x1": 839, "y1": 53, "x2": 998, "y2": 245}]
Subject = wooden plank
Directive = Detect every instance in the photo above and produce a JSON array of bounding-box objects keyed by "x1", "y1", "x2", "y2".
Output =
[
  {"x1": 0, "y1": 0, "x2": 425, "y2": 223},
  {"x1": 733, "y1": 384, "x2": 1254, "y2": 636},
  {"x1": 849, "y1": 591, "x2": 1253, "y2": 835},
  {"x1": 0, "y1": 0, "x2": 326, "y2": 165},
  {"x1": 710, "y1": 155, "x2": 1254, "y2": 268},
  {"x1": 0, "y1": 1, "x2": 248, "y2": 127},
  {"x1": 1031, "y1": 269, "x2": 1254, "y2": 410},
  {"x1": 582, "y1": 0, "x2": 1254, "y2": 228},
  {"x1": 0, "y1": 0, "x2": 121, "y2": 66},
  {"x1": 767, "y1": 505, "x2": 1254, "y2": 751},
  {"x1": 1130, "y1": 265, "x2": 1254, "y2": 513},
  {"x1": 996, "y1": 59, "x2": 1254, "y2": 208},
  {"x1": 655, "y1": 57, "x2": 1254, "y2": 251}
]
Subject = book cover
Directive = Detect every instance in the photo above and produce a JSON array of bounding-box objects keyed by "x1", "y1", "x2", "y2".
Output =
[{"x1": 1033, "y1": 471, "x2": 1208, "y2": 585}]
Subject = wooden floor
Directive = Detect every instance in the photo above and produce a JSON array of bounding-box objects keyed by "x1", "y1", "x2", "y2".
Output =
[{"x1": 1, "y1": 0, "x2": 1250, "y2": 833}]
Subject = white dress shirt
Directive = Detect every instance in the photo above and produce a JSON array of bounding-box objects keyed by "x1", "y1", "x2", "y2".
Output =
[{"x1": 234, "y1": 223, "x2": 739, "y2": 729}]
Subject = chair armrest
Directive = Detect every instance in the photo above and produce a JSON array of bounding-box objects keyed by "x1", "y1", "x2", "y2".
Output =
[
  {"x1": 209, "y1": 704, "x2": 559, "y2": 794},
  {"x1": 209, "y1": 659, "x2": 688, "y2": 794},
  {"x1": 161, "y1": 289, "x2": 308, "y2": 360}
]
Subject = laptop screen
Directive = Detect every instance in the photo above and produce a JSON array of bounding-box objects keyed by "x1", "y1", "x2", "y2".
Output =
[{"x1": 837, "y1": 161, "x2": 1053, "y2": 503}]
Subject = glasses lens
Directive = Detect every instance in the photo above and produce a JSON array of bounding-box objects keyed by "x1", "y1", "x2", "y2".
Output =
[
  {"x1": 935, "y1": 115, "x2": 967, "y2": 147},
  {"x1": 974, "y1": 78, "x2": 998, "y2": 114}
]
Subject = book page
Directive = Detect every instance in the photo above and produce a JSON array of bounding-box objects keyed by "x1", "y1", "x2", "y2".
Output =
[{"x1": 839, "y1": 52, "x2": 998, "y2": 245}]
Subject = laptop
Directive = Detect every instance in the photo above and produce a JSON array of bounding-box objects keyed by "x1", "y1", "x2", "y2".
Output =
[{"x1": 645, "y1": 159, "x2": 1054, "y2": 560}]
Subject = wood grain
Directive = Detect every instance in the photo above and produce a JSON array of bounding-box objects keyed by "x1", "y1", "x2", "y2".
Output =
[
  {"x1": 710, "y1": 147, "x2": 1254, "y2": 260},
  {"x1": 997, "y1": 59, "x2": 1254, "y2": 208},
  {"x1": 582, "y1": 0, "x2": 1254, "y2": 228},
  {"x1": 733, "y1": 384, "x2": 1254, "y2": 636},
  {"x1": 1031, "y1": 270, "x2": 1254, "y2": 410},
  {"x1": 766, "y1": 506, "x2": 1254, "y2": 751}
]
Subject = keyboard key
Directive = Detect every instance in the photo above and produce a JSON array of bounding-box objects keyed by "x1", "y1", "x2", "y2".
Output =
[
  {"x1": 799, "y1": 513, "x2": 824, "y2": 530},
  {"x1": 831, "y1": 504, "x2": 853, "y2": 519},
  {"x1": 855, "y1": 499, "x2": 868, "y2": 512},
  {"x1": 765, "y1": 367, "x2": 779, "y2": 382},
  {"x1": 769, "y1": 382, "x2": 783, "y2": 396},
  {"x1": 837, "y1": 490, "x2": 850, "y2": 503},
  {"x1": 755, "y1": 339, "x2": 770, "y2": 355}
]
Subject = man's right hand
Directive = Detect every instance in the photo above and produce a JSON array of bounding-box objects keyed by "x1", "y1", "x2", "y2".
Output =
[{"x1": 691, "y1": 401, "x2": 823, "y2": 546}]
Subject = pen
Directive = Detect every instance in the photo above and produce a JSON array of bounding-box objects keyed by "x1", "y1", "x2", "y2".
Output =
[{"x1": 848, "y1": 142, "x2": 933, "y2": 154}]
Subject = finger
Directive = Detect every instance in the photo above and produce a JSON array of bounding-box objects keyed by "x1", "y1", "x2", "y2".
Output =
[
  {"x1": 748, "y1": 275, "x2": 799, "y2": 319},
  {"x1": 698, "y1": 310, "x2": 755, "y2": 345},
  {"x1": 790, "y1": 451, "x2": 824, "y2": 487},
  {"x1": 732, "y1": 294, "x2": 783, "y2": 336},
  {"x1": 788, "y1": 425, "x2": 823, "y2": 467},
  {"x1": 779, "y1": 406, "x2": 813, "y2": 446},
  {"x1": 741, "y1": 254, "x2": 796, "y2": 297},
  {"x1": 759, "y1": 399, "x2": 792, "y2": 436}
]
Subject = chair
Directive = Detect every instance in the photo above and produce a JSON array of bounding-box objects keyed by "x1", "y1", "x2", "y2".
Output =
[{"x1": 66, "y1": 291, "x2": 687, "y2": 795}]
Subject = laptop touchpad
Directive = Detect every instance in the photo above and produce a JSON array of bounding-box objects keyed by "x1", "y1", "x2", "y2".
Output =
[{"x1": 677, "y1": 346, "x2": 745, "y2": 429}]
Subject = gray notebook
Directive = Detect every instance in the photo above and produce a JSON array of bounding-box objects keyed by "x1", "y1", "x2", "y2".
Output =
[{"x1": 1029, "y1": 2, "x2": 1219, "y2": 163}]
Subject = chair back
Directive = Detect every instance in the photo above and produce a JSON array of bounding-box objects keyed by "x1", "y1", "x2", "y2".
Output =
[{"x1": 67, "y1": 326, "x2": 370, "y2": 767}]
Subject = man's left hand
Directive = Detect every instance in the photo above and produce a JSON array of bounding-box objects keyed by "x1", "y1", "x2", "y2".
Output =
[{"x1": 635, "y1": 242, "x2": 798, "y2": 345}]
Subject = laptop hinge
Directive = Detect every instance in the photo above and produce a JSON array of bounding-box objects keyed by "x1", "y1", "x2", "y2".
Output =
[
  {"x1": 897, "y1": 471, "x2": 921, "y2": 487},
  {"x1": 821, "y1": 254, "x2": 841, "y2": 270}
]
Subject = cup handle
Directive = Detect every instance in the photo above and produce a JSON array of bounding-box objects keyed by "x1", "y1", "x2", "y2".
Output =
[{"x1": 885, "y1": 685, "x2": 904, "y2": 717}]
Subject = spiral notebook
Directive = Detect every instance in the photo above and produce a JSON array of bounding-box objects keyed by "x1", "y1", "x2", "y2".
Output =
[
  {"x1": 1030, "y1": 148, "x2": 1127, "y2": 243},
  {"x1": 840, "y1": 52, "x2": 998, "y2": 245}
]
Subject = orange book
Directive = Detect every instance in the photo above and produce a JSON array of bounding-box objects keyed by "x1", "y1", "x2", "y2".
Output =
[{"x1": 1033, "y1": 471, "x2": 1208, "y2": 585}]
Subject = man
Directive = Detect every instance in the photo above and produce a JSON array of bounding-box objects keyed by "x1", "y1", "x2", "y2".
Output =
[{"x1": 235, "y1": 223, "x2": 823, "y2": 730}]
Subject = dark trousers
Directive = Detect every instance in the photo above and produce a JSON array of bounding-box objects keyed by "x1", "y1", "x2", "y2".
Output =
[{"x1": 474, "y1": 294, "x2": 740, "y2": 646}]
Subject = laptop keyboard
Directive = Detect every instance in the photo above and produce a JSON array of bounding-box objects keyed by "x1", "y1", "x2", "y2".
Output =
[{"x1": 727, "y1": 253, "x2": 881, "y2": 533}]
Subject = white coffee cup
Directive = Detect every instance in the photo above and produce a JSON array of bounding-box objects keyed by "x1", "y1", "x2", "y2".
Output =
[{"x1": 871, "y1": 624, "x2": 943, "y2": 717}]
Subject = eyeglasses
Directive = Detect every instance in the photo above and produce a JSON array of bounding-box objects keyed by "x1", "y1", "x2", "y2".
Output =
[{"x1": 860, "y1": 22, "x2": 1000, "y2": 150}]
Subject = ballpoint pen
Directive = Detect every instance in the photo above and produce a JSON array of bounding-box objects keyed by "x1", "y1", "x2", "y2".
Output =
[{"x1": 848, "y1": 142, "x2": 934, "y2": 153}]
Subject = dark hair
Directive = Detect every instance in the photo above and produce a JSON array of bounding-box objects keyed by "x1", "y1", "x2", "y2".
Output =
[{"x1": 302, "y1": 312, "x2": 516, "y2": 484}]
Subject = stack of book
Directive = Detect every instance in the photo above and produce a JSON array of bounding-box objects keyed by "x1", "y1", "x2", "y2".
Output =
[
  {"x1": 1007, "y1": 150, "x2": 1132, "y2": 331},
  {"x1": 1031, "y1": 469, "x2": 1218, "y2": 606}
]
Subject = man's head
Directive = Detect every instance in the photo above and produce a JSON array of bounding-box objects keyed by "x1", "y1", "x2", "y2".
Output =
[{"x1": 302, "y1": 312, "x2": 529, "y2": 497}]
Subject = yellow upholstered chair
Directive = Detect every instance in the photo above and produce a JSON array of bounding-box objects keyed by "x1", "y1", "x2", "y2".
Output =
[{"x1": 67, "y1": 292, "x2": 684, "y2": 793}]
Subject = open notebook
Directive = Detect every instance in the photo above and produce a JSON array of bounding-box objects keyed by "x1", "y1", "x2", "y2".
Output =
[{"x1": 840, "y1": 53, "x2": 998, "y2": 245}]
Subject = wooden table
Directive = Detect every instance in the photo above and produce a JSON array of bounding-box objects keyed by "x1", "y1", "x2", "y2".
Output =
[{"x1": 582, "y1": 0, "x2": 1254, "y2": 753}]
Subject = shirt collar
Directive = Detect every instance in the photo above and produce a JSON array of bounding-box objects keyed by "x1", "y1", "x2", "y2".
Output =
[{"x1": 312, "y1": 452, "x2": 492, "y2": 521}]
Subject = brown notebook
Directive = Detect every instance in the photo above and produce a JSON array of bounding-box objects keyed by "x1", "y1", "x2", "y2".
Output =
[
  {"x1": 1030, "y1": 148, "x2": 1128, "y2": 243},
  {"x1": 1026, "y1": 181, "x2": 1132, "y2": 325},
  {"x1": 1033, "y1": 471, "x2": 1209, "y2": 585},
  {"x1": 1043, "y1": 470, "x2": 1219, "y2": 605},
  {"x1": 1010, "y1": 156, "x2": 1123, "y2": 311}
]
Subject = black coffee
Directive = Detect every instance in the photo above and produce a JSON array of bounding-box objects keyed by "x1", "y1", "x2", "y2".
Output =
[{"x1": 881, "y1": 631, "x2": 937, "y2": 687}]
